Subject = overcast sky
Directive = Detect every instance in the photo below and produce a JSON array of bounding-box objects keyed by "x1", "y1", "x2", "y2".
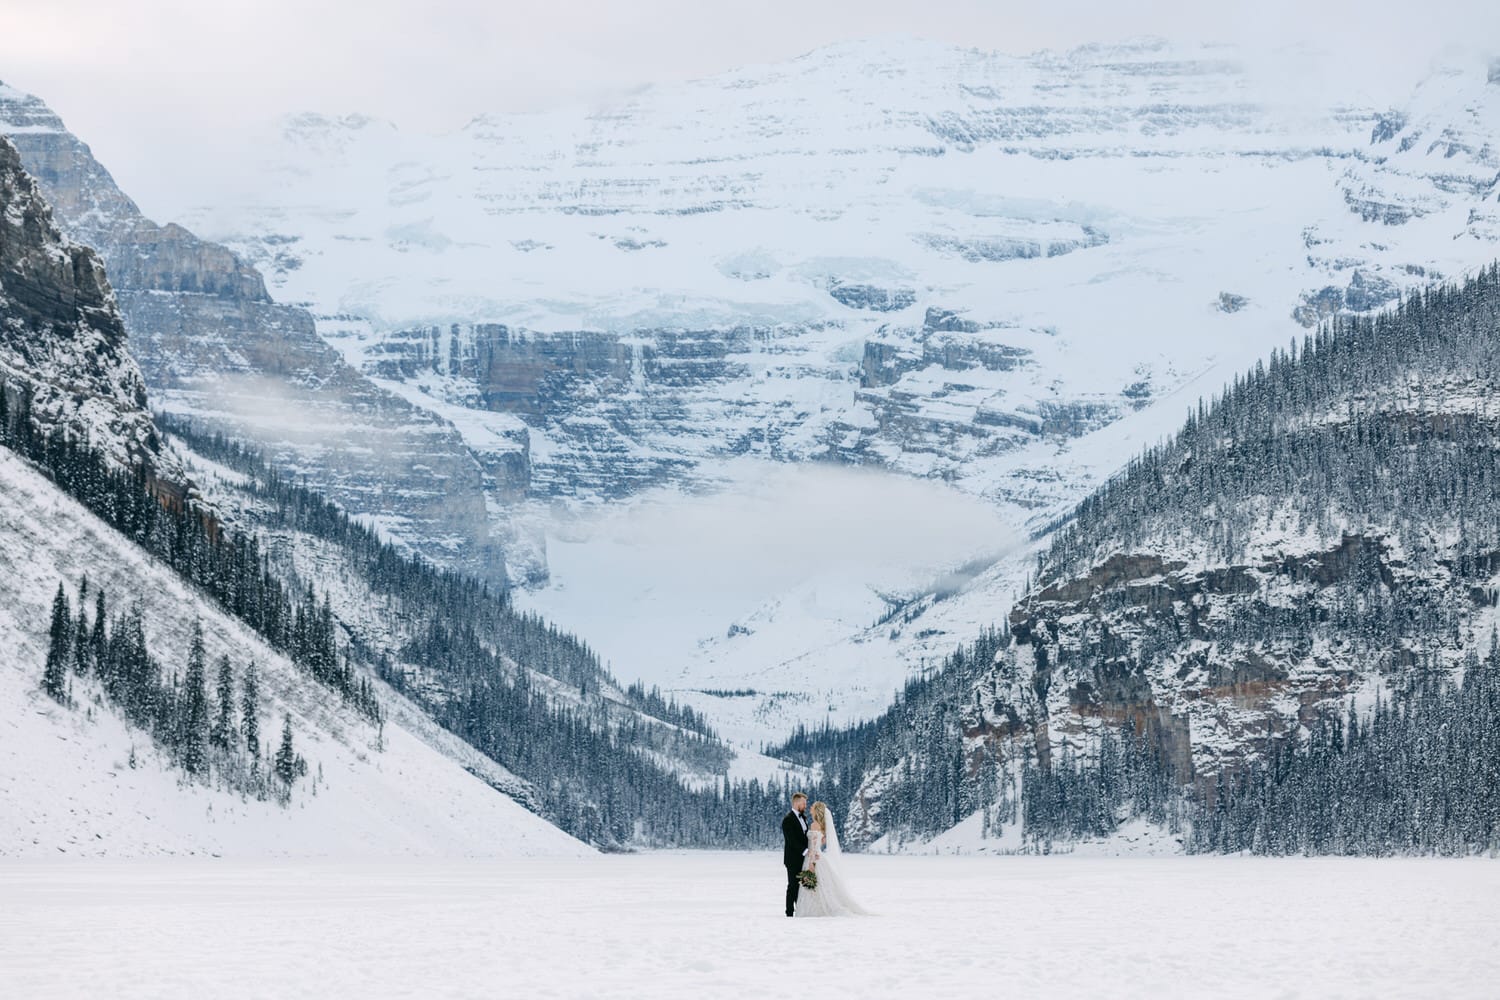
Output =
[{"x1": 2, "y1": 0, "x2": 1497, "y2": 219}]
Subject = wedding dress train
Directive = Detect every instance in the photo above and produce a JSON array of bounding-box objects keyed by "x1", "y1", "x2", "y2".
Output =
[{"x1": 796, "y1": 818, "x2": 870, "y2": 917}]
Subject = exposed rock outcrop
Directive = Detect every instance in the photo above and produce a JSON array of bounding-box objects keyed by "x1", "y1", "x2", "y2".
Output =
[
  {"x1": 0, "y1": 136, "x2": 170, "y2": 478},
  {"x1": 991, "y1": 536, "x2": 1429, "y2": 783}
]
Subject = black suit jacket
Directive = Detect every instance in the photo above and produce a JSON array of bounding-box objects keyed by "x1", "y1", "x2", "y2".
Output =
[{"x1": 781, "y1": 810, "x2": 809, "y2": 868}]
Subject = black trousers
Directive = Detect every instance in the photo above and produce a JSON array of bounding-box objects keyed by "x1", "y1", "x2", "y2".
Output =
[{"x1": 785, "y1": 863, "x2": 801, "y2": 916}]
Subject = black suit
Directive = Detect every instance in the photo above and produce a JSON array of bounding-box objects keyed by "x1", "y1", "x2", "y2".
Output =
[{"x1": 781, "y1": 809, "x2": 809, "y2": 916}]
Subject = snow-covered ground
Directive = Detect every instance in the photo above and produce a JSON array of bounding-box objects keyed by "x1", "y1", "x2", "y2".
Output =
[{"x1": 2, "y1": 853, "x2": 1496, "y2": 998}]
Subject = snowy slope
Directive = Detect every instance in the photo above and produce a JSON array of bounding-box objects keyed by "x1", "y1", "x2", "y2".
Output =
[{"x1": 0, "y1": 446, "x2": 588, "y2": 858}]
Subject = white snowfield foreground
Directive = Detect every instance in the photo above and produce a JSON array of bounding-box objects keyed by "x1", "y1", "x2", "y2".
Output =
[
  {"x1": 2, "y1": 853, "x2": 1497, "y2": 999},
  {"x1": 0, "y1": 448, "x2": 586, "y2": 859}
]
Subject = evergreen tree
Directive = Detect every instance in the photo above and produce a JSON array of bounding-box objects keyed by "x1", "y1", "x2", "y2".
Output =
[
  {"x1": 274, "y1": 716, "x2": 298, "y2": 784},
  {"x1": 13, "y1": 385, "x2": 33, "y2": 453},
  {"x1": 211, "y1": 656, "x2": 235, "y2": 750},
  {"x1": 41, "y1": 583, "x2": 71, "y2": 703},
  {"x1": 180, "y1": 623, "x2": 210, "y2": 774},
  {"x1": 241, "y1": 660, "x2": 261, "y2": 759},
  {"x1": 90, "y1": 590, "x2": 107, "y2": 673},
  {"x1": 71, "y1": 597, "x2": 91, "y2": 676}
]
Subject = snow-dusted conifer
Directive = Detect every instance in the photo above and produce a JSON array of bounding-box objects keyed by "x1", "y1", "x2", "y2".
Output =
[
  {"x1": 72, "y1": 596, "x2": 91, "y2": 676},
  {"x1": 274, "y1": 716, "x2": 298, "y2": 784},
  {"x1": 211, "y1": 655, "x2": 235, "y2": 749},
  {"x1": 42, "y1": 583, "x2": 71, "y2": 702},
  {"x1": 241, "y1": 660, "x2": 261, "y2": 759},
  {"x1": 180, "y1": 622, "x2": 210, "y2": 774},
  {"x1": 90, "y1": 590, "x2": 107, "y2": 672}
]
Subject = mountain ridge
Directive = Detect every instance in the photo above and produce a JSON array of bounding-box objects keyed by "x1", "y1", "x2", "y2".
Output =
[{"x1": 0, "y1": 82, "x2": 527, "y2": 587}]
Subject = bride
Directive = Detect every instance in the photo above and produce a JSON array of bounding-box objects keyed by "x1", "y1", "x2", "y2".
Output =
[{"x1": 797, "y1": 801, "x2": 871, "y2": 917}]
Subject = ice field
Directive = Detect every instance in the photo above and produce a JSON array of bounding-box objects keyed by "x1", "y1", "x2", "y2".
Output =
[{"x1": 2, "y1": 852, "x2": 1498, "y2": 999}]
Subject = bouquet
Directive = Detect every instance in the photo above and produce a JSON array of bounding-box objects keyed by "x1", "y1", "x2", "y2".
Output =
[{"x1": 797, "y1": 869, "x2": 818, "y2": 890}]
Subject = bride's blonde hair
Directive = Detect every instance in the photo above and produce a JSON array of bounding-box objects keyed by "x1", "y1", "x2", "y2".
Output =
[{"x1": 810, "y1": 801, "x2": 830, "y2": 828}]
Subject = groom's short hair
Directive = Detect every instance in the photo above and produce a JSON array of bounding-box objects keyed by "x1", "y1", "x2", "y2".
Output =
[{"x1": 791, "y1": 791, "x2": 807, "y2": 803}]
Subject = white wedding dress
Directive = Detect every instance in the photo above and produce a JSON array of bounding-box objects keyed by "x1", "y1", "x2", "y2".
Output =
[{"x1": 796, "y1": 815, "x2": 870, "y2": 918}]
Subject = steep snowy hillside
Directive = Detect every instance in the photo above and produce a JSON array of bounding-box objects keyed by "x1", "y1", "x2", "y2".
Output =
[
  {"x1": 0, "y1": 84, "x2": 522, "y2": 587},
  {"x1": 813, "y1": 267, "x2": 1500, "y2": 851},
  {"x1": 0, "y1": 448, "x2": 586, "y2": 858},
  {"x1": 0, "y1": 136, "x2": 584, "y2": 855},
  {"x1": 157, "y1": 40, "x2": 1500, "y2": 742}
]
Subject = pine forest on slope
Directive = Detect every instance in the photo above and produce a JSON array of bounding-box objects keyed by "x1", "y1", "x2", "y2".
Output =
[{"x1": 792, "y1": 266, "x2": 1500, "y2": 854}]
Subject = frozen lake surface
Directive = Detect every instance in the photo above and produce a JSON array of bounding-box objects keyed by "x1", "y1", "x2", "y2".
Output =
[{"x1": 2, "y1": 852, "x2": 1497, "y2": 998}]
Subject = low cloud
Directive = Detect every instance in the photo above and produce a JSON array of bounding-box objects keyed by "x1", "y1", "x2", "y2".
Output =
[
  {"x1": 4, "y1": 1, "x2": 1496, "y2": 224},
  {"x1": 545, "y1": 460, "x2": 1020, "y2": 599}
]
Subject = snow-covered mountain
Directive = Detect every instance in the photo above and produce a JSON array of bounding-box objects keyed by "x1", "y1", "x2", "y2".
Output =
[
  {"x1": 0, "y1": 140, "x2": 586, "y2": 857},
  {"x1": 158, "y1": 39, "x2": 1500, "y2": 745},
  {"x1": 0, "y1": 445, "x2": 586, "y2": 858},
  {"x1": 9, "y1": 39, "x2": 1500, "y2": 757},
  {"x1": 186, "y1": 38, "x2": 1390, "y2": 515},
  {"x1": 0, "y1": 83, "x2": 521, "y2": 588}
]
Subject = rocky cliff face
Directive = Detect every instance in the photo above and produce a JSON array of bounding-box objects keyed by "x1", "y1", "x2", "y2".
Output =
[
  {"x1": 360, "y1": 320, "x2": 803, "y2": 498},
  {"x1": 991, "y1": 534, "x2": 1463, "y2": 784},
  {"x1": 953, "y1": 271, "x2": 1500, "y2": 797},
  {"x1": 0, "y1": 136, "x2": 169, "y2": 477},
  {"x1": 0, "y1": 83, "x2": 518, "y2": 585}
]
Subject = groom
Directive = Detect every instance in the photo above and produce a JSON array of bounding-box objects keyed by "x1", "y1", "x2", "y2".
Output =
[{"x1": 781, "y1": 792, "x2": 809, "y2": 917}]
